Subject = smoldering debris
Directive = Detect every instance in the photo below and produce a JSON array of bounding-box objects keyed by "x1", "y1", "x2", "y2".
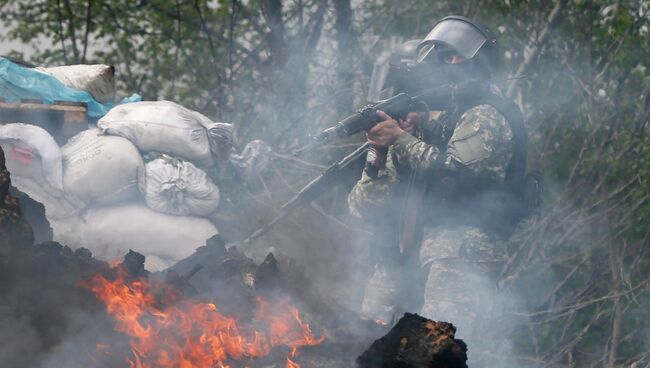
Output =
[
  {"x1": 357, "y1": 313, "x2": 468, "y2": 368},
  {"x1": 0, "y1": 241, "x2": 133, "y2": 368},
  {"x1": 0, "y1": 144, "x2": 34, "y2": 254},
  {"x1": 0, "y1": 233, "x2": 460, "y2": 367},
  {"x1": 0, "y1": 235, "x2": 326, "y2": 367},
  {"x1": 158, "y1": 234, "x2": 386, "y2": 366}
]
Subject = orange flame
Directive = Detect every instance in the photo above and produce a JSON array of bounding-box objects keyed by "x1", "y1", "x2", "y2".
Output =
[
  {"x1": 82, "y1": 270, "x2": 323, "y2": 368},
  {"x1": 286, "y1": 347, "x2": 301, "y2": 368}
]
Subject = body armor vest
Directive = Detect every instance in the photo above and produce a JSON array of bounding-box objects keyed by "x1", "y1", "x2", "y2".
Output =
[{"x1": 421, "y1": 88, "x2": 528, "y2": 239}]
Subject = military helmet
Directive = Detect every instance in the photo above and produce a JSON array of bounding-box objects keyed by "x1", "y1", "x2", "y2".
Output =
[
  {"x1": 388, "y1": 39, "x2": 422, "y2": 70},
  {"x1": 416, "y1": 16, "x2": 501, "y2": 79},
  {"x1": 367, "y1": 39, "x2": 422, "y2": 102}
]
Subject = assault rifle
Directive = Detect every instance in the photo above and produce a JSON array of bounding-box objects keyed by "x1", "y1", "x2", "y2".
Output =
[
  {"x1": 243, "y1": 84, "x2": 460, "y2": 244},
  {"x1": 315, "y1": 93, "x2": 420, "y2": 144},
  {"x1": 313, "y1": 83, "x2": 463, "y2": 144}
]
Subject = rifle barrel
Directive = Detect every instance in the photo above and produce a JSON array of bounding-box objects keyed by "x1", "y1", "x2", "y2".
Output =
[{"x1": 242, "y1": 142, "x2": 370, "y2": 245}]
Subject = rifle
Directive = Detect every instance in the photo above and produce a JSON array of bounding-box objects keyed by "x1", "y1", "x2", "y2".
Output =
[
  {"x1": 243, "y1": 84, "x2": 458, "y2": 244},
  {"x1": 313, "y1": 83, "x2": 460, "y2": 144},
  {"x1": 314, "y1": 93, "x2": 418, "y2": 144}
]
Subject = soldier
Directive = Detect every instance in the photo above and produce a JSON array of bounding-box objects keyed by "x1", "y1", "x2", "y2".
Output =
[{"x1": 348, "y1": 15, "x2": 529, "y2": 344}]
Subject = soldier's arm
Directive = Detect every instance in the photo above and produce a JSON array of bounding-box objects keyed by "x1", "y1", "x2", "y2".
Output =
[
  {"x1": 392, "y1": 105, "x2": 513, "y2": 179},
  {"x1": 348, "y1": 150, "x2": 400, "y2": 221}
]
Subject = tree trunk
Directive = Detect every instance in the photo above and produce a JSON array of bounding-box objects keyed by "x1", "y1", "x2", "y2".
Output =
[{"x1": 333, "y1": 0, "x2": 356, "y2": 114}]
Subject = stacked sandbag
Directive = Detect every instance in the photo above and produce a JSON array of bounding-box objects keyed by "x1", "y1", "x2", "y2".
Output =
[
  {"x1": 61, "y1": 128, "x2": 144, "y2": 206},
  {"x1": 142, "y1": 156, "x2": 220, "y2": 216},
  {"x1": 97, "y1": 101, "x2": 215, "y2": 166},
  {"x1": 80, "y1": 204, "x2": 218, "y2": 271},
  {"x1": 0, "y1": 123, "x2": 63, "y2": 193},
  {"x1": 37, "y1": 64, "x2": 116, "y2": 102},
  {"x1": 1, "y1": 100, "x2": 253, "y2": 270},
  {"x1": 0, "y1": 121, "x2": 220, "y2": 270},
  {"x1": 0, "y1": 124, "x2": 85, "y2": 220},
  {"x1": 95, "y1": 101, "x2": 241, "y2": 218}
]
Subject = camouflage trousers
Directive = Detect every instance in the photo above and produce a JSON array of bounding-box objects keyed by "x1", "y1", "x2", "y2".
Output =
[
  {"x1": 420, "y1": 226, "x2": 514, "y2": 367},
  {"x1": 361, "y1": 225, "x2": 505, "y2": 330},
  {"x1": 420, "y1": 258, "x2": 500, "y2": 336},
  {"x1": 419, "y1": 225, "x2": 504, "y2": 330}
]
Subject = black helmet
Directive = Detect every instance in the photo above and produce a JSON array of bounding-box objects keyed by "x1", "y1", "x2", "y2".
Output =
[
  {"x1": 368, "y1": 39, "x2": 422, "y2": 101},
  {"x1": 416, "y1": 16, "x2": 500, "y2": 81},
  {"x1": 388, "y1": 39, "x2": 422, "y2": 71}
]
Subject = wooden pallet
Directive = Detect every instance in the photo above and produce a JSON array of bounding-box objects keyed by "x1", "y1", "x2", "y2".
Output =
[
  {"x1": 0, "y1": 98, "x2": 89, "y2": 144},
  {"x1": 0, "y1": 98, "x2": 87, "y2": 124}
]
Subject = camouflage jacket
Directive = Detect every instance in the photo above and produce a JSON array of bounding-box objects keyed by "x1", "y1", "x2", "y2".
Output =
[{"x1": 348, "y1": 103, "x2": 513, "y2": 227}]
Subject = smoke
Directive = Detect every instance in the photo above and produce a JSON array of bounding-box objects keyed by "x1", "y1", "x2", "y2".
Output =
[
  {"x1": 0, "y1": 314, "x2": 43, "y2": 367},
  {"x1": 0, "y1": 242, "x2": 131, "y2": 367},
  {"x1": 2, "y1": 1, "x2": 649, "y2": 367}
]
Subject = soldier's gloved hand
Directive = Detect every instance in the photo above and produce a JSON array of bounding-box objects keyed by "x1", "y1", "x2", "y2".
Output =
[{"x1": 367, "y1": 110, "x2": 404, "y2": 148}]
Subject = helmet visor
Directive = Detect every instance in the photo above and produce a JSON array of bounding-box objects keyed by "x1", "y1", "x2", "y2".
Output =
[{"x1": 417, "y1": 18, "x2": 487, "y2": 63}]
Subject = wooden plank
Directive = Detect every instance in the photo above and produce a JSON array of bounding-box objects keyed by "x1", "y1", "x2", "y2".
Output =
[
  {"x1": 53, "y1": 100, "x2": 87, "y2": 107},
  {"x1": 0, "y1": 100, "x2": 87, "y2": 113},
  {"x1": 63, "y1": 110, "x2": 87, "y2": 124}
]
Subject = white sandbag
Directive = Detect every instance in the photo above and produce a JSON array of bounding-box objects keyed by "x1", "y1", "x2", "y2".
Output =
[
  {"x1": 80, "y1": 204, "x2": 218, "y2": 271},
  {"x1": 143, "y1": 157, "x2": 220, "y2": 216},
  {"x1": 37, "y1": 64, "x2": 116, "y2": 102},
  {"x1": 62, "y1": 129, "x2": 144, "y2": 205},
  {"x1": 11, "y1": 176, "x2": 85, "y2": 220},
  {"x1": 230, "y1": 140, "x2": 272, "y2": 181},
  {"x1": 98, "y1": 101, "x2": 214, "y2": 166},
  {"x1": 51, "y1": 215, "x2": 85, "y2": 248},
  {"x1": 0, "y1": 123, "x2": 63, "y2": 192},
  {"x1": 203, "y1": 122, "x2": 234, "y2": 158}
]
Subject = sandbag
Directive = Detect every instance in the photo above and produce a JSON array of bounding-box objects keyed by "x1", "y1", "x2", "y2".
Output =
[
  {"x1": 142, "y1": 156, "x2": 220, "y2": 216},
  {"x1": 98, "y1": 101, "x2": 214, "y2": 166},
  {"x1": 230, "y1": 140, "x2": 272, "y2": 181},
  {"x1": 0, "y1": 123, "x2": 63, "y2": 192},
  {"x1": 51, "y1": 215, "x2": 85, "y2": 249},
  {"x1": 0, "y1": 57, "x2": 139, "y2": 118},
  {"x1": 11, "y1": 176, "x2": 85, "y2": 220},
  {"x1": 62, "y1": 129, "x2": 144, "y2": 205},
  {"x1": 203, "y1": 122, "x2": 234, "y2": 158},
  {"x1": 38, "y1": 64, "x2": 116, "y2": 102},
  {"x1": 80, "y1": 204, "x2": 219, "y2": 271}
]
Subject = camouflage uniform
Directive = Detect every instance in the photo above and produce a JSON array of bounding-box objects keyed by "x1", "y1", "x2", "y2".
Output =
[{"x1": 348, "y1": 103, "x2": 513, "y2": 329}]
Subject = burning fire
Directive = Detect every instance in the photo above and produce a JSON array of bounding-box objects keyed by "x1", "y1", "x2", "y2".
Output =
[{"x1": 82, "y1": 270, "x2": 323, "y2": 368}]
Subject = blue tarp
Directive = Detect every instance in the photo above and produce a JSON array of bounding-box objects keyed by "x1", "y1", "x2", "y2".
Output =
[{"x1": 0, "y1": 57, "x2": 141, "y2": 118}]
